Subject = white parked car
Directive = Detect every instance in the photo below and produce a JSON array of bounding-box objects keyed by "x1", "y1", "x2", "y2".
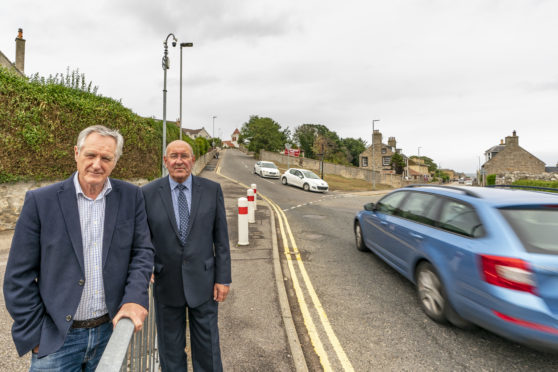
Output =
[
  {"x1": 254, "y1": 161, "x2": 280, "y2": 178},
  {"x1": 281, "y1": 168, "x2": 329, "y2": 192}
]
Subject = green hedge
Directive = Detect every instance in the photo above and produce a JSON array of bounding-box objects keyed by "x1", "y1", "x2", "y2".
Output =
[
  {"x1": 0, "y1": 68, "x2": 208, "y2": 183},
  {"x1": 512, "y1": 179, "x2": 558, "y2": 190},
  {"x1": 486, "y1": 174, "x2": 496, "y2": 186}
]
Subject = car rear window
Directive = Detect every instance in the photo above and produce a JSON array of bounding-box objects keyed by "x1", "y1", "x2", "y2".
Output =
[
  {"x1": 499, "y1": 206, "x2": 558, "y2": 254},
  {"x1": 438, "y1": 199, "x2": 484, "y2": 238}
]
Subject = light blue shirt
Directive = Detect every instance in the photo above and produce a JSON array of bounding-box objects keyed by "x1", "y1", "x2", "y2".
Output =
[
  {"x1": 169, "y1": 175, "x2": 192, "y2": 229},
  {"x1": 73, "y1": 173, "x2": 112, "y2": 320}
]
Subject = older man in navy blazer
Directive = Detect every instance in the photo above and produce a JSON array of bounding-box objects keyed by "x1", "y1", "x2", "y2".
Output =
[
  {"x1": 3, "y1": 125, "x2": 154, "y2": 370},
  {"x1": 142, "y1": 140, "x2": 231, "y2": 372}
]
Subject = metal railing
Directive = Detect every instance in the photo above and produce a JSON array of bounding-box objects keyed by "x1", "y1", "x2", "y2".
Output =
[{"x1": 96, "y1": 284, "x2": 159, "y2": 371}]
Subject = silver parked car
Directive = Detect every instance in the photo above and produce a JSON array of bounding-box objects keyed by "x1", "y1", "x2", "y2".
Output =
[
  {"x1": 254, "y1": 161, "x2": 280, "y2": 178},
  {"x1": 281, "y1": 168, "x2": 328, "y2": 192}
]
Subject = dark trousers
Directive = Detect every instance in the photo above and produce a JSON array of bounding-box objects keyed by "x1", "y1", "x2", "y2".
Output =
[{"x1": 155, "y1": 299, "x2": 222, "y2": 372}]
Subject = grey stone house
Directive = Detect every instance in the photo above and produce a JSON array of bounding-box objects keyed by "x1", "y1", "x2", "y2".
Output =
[
  {"x1": 359, "y1": 130, "x2": 400, "y2": 173},
  {"x1": 0, "y1": 28, "x2": 25, "y2": 76},
  {"x1": 481, "y1": 131, "x2": 545, "y2": 175}
]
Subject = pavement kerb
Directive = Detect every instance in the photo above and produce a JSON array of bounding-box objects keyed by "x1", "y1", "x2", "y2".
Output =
[{"x1": 212, "y1": 154, "x2": 308, "y2": 371}]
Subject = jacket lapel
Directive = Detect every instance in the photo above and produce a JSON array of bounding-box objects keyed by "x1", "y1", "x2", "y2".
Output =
[
  {"x1": 102, "y1": 180, "x2": 119, "y2": 268},
  {"x1": 159, "y1": 176, "x2": 180, "y2": 238},
  {"x1": 187, "y1": 175, "x2": 202, "y2": 236},
  {"x1": 58, "y1": 175, "x2": 85, "y2": 274}
]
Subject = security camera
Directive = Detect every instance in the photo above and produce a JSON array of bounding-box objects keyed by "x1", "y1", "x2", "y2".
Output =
[{"x1": 172, "y1": 41, "x2": 177, "y2": 47}]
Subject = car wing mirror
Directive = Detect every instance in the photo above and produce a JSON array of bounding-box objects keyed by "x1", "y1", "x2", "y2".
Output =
[{"x1": 364, "y1": 202, "x2": 376, "y2": 211}]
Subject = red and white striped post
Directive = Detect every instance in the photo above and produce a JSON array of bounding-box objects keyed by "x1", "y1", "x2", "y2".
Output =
[
  {"x1": 251, "y1": 183, "x2": 257, "y2": 210},
  {"x1": 247, "y1": 189, "x2": 255, "y2": 223},
  {"x1": 238, "y1": 197, "x2": 249, "y2": 245}
]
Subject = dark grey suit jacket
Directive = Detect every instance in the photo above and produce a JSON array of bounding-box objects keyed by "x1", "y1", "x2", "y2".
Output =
[
  {"x1": 3, "y1": 175, "x2": 154, "y2": 357},
  {"x1": 142, "y1": 175, "x2": 231, "y2": 308}
]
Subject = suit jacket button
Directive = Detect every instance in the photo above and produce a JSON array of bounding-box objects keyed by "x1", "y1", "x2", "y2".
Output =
[
  {"x1": 78, "y1": 279, "x2": 85, "y2": 286},
  {"x1": 66, "y1": 315, "x2": 72, "y2": 322}
]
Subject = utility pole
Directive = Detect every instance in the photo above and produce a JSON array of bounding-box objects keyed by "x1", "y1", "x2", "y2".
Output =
[{"x1": 372, "y1": 119, "x2": 380, "y2": 189}]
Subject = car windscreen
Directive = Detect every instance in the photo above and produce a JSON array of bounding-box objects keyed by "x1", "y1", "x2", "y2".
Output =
[
  {"x1": 302, "y1": 171, "x2": 320, "y2": 179},
  {"x1": 499, "y1": 206, "x2": 558, "y2": 255},
  {"x1": 262, "y1": 162, "x2": 277, "y2": 169}
]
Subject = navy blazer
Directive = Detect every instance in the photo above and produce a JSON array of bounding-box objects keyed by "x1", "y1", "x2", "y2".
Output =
[
  {"x1": 3, "y1": 175, "x2": 154, "y2": 357},
  {"x1": 142, "y1": 175, "x2": 231, "y2": 308}
]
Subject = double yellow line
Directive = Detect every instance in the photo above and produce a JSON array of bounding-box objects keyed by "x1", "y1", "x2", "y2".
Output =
[{"x1": 216, "y1": 157, "x2": 354, "y2": 372}]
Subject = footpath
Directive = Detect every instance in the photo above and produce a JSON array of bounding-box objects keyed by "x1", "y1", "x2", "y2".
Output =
[{"x1": 201, "y1": 157, "x2": 302, "y2": 372}]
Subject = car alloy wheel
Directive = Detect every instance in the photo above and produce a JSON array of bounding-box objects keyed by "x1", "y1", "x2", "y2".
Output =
[
  {"x1": 355, "y1": 222, "x2": 367, "y2": 252},
  {"x1": 416, "y1": 262, "x2": 447, "y2": 323},
  {"x1": 281, "y1": 177, "x2": 287, "y2": 185},
  {"x1": 303, "y1": 183, "x2": 310, "y2": 191}
]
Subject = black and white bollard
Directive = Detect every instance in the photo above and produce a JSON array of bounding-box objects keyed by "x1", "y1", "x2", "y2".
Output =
[{"x1": 238, "y1": 197, "x2": 249, "y2": 245}]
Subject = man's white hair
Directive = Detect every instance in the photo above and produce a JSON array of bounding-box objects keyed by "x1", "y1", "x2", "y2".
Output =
[{"x1": 76, "y1": 125, "x2": 124, "y2": 161}]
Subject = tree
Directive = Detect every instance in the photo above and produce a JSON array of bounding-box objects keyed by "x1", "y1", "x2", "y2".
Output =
[
  {"x1": 390, "y1": 153, "x2": 406, "y2": 174},
  {"x1": 341, "y1": 137, "x2": 367, "y2": 166},
  {"x1": 239, "y1": 116, "x2": 289, "y2": 154}
]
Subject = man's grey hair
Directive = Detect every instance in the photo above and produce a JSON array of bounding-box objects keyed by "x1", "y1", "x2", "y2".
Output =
[{"x1": 76, "y1": 125, "x2": 124, "y2": 162}]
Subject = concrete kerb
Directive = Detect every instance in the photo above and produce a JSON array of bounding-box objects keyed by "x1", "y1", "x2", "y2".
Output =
[{"x1": 213, "y1": 154, "x2": 308, "y2": 372}]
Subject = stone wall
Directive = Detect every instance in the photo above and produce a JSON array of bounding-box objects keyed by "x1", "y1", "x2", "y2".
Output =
[
  {"x1": 260, "y1": 150, "x2": 405, "y2": 188},
  {"x1": 495, "y1": 171, "x2": 558, "y2": 185},
  {"x1": 0, "y1": 149, "x2": 216, "y2": 232}
]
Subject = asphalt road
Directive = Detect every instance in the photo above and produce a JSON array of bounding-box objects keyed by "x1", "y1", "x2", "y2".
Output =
[{"x1": 220, "y1": 149, "x2": 558, "y2": 371}]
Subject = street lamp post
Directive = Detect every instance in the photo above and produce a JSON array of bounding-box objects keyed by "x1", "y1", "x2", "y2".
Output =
[
  {"x1": 179, "y1": 42, "x2": 194, "y2": 141},
  {"x1": 162, "y1": 33, "x2": 177, "y2": 176},
  {"x1": 212, "y1": 116, "x2": 217, "y2": 149},
  {"x1": 372, "y1": 119, "x2": 380, "y2": 190},
  {"x1": 417, "y1": 146, "x2": 422, "y2": 182}
]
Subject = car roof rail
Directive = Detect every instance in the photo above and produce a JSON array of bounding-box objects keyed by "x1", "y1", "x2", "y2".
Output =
[
  {"x1": 403, "y1": 184, "x2": 481, "y2": 198},
  {"x1": 486, "y1": 185, "x2": 558, "y2": 193}
]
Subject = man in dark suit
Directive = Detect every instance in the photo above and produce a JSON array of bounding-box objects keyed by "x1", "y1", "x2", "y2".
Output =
[
  {"x1": 142, "y1": 140, "x2": 231, "y2": 372},
  {"x1": 3, "y1": 125, "x2": 154, "y2": 370}
]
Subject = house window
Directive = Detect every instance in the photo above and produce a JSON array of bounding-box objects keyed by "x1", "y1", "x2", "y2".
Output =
[
  {"x1": 361, "y1": 157, "x2": 368, "y2": 167},
  {"x1": 381, "y1": 148, "x2": 387, "y2": 154},
  {"x1": 382, "y1": 156, "x2": 391, "y2": 166}
]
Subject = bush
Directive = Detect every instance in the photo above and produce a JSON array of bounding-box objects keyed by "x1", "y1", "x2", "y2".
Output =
[
  {"x1": 512, "y1": 179, "x2": 558, "y2": 190},
  {"x1": 486, "y1": 174, "x2": 496, "y2": 186},
  {"x1": 0, "y1": 67, "x2": 176, "y2": 182}
]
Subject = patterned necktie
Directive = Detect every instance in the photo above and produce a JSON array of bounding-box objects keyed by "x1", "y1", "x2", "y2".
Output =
[{"x1": 177, "y1": 184, "x2": 189, "y2": 245}]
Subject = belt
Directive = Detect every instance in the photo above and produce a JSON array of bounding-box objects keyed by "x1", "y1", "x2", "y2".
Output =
[{"x1": 71, "y1": 314, "x2": 110, "y2": 329}]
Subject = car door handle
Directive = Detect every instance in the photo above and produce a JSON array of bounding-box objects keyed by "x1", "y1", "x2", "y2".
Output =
[{"x1": 409, "y1": 232, "x2": 423, "y2": 239}]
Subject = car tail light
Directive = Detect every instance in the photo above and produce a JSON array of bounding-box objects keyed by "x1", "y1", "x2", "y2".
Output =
[{"x1": 480, "y1": 255, "x2": 536, "y2": 295}]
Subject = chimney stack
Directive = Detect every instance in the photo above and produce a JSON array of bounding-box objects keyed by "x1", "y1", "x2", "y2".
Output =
[{"x1": 15, "y1": 28, "x2": 25, "y2": 74}]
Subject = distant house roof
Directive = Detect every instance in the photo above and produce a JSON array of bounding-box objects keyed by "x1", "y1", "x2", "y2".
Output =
[
  {"x1": 485, "y1": 144, "x2": 506, "y2": 154},
  {"x1": 232, "y1": 128, "x2": 240, "y2": 135},
  {"x1": 222, "y1": 141, "x2": 235, "y2": 148},
  {"x1": 546, "y1": 166, "x2": 558, "y2": 173},
  {"x1": 183, "y1": 128, "x2": 204, "y2": 135}
]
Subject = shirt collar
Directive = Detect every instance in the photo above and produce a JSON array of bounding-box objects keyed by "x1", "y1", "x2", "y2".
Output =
[
  {"x1": 73, "y1": 172, "x2": 112, "y2": 200},
  {"x1": 168, "y1": 174, "x2": 192, "y2": 191}
]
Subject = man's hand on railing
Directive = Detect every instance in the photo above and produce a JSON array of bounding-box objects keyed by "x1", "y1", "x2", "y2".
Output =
[{"x1": 112, "y1": 303, "x2": 148, "y2": 332}]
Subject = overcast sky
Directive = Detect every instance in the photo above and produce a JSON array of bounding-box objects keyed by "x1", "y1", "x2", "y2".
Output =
[{"x1": 2, "y1": 0, "x2": 557, "y2": 173}]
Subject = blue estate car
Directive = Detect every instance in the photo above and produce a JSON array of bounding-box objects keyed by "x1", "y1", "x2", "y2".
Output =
[{"x1": 354, "y1": 185, "x2": 558, "y2": 351}]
